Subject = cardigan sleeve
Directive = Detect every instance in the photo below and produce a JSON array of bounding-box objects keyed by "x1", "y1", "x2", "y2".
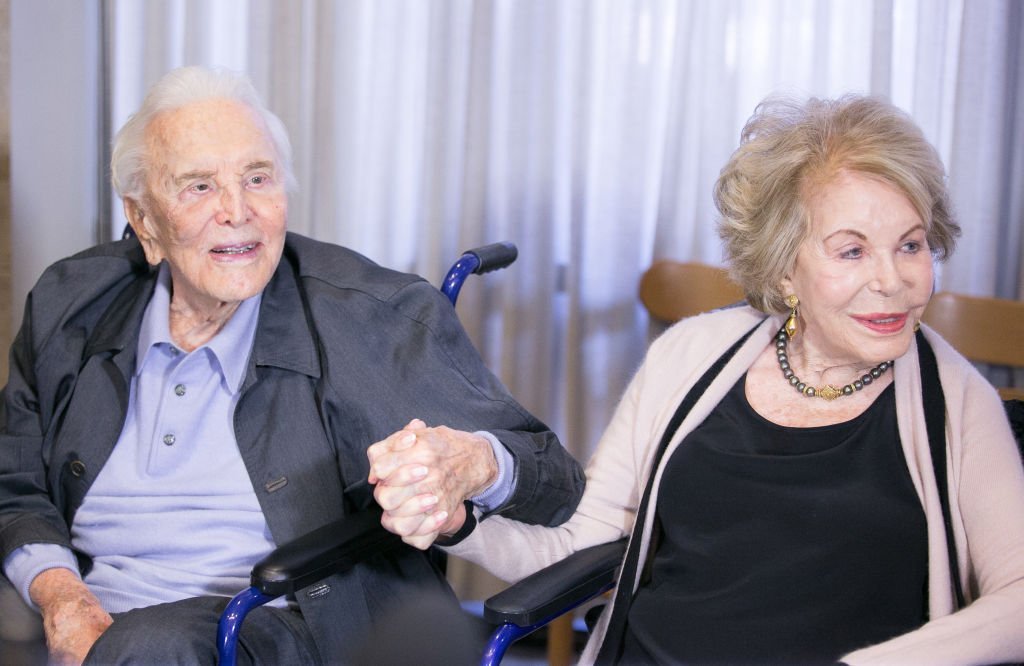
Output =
[{"x1": 443, "y1": 334, "x2": 649, "y2": 583}]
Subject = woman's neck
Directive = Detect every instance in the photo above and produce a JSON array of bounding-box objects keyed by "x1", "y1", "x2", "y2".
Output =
[{"x1": 783, "y1": 335, "x2": 880, "y2": 389}]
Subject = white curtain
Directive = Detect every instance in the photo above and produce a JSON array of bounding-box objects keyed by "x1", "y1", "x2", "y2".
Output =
[{"x1": 101, "y1": 0, "x2": 1024, "y2": 466}]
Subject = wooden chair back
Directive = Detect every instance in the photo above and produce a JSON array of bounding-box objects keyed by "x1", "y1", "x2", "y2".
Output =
[
  {"x1": 639, "y1": 260, "x2": 745, "y2": 324},
  {"x1": 922, "y1": 291, "x2": 1024, "y2": 401}
]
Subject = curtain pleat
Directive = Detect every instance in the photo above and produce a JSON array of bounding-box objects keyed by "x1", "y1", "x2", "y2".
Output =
[{"x1": 101, "y1": 0, "x2": 1022, "y2": 462}]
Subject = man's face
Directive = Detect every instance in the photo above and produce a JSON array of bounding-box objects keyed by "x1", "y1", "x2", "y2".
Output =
[{"x1": 126, "y1": 98, "x2": 288, "y2": 312}]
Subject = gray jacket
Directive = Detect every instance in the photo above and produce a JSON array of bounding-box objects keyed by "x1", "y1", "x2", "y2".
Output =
[{"x1": 0, "y1": 231, "x2": 584, "y2": 661}]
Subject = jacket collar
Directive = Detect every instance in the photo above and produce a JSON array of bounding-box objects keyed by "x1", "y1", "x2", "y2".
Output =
[
  {"x1": 82, "y1": 262, "x2": 158, "y2": 379},
  {"x1": 245, "y1": 246, "x2": 322, "y2": 386},
  {"x1": 82, "y1": 237, "x2": 320, "y2": 385}
]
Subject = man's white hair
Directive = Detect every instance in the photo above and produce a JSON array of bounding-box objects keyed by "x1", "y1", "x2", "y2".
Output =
[{"x1": 110, "y1": 66, "x2": 297, "y2": 200}]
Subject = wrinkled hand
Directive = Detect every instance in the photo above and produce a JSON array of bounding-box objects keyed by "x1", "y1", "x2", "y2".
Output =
[
  {"x1": 30, "y1": 568, "x2": 112, "y2": 666},
  {"x1": 368, "y1": 419, "x2": 497, "y2": 549}
]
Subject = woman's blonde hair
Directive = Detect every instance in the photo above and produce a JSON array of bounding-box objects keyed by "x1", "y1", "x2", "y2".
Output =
[{"x1": 714, "y1": 94, "x2": 960, "y2": 313}]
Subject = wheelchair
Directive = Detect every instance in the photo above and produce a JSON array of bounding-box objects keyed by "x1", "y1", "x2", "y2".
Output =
[
  {"x1": 218, "y1": 512, "x2": 625, "y2": 666},
  {"x1": 213, "y1": 240, "x2": 627, "y2": 666},
  {"x1": 215, "y1": 239, "x2": 591, "y2": 665}
]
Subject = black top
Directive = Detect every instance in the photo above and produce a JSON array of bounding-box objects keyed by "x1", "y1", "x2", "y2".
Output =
[{"x1": 621, "y1": 376, "x2": 927, "y2": 665}]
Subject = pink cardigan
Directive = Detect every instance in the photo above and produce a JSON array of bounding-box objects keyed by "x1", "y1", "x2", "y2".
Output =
[{"x1": 450, "y1": 306, "x2": 1024, "y2": 664}]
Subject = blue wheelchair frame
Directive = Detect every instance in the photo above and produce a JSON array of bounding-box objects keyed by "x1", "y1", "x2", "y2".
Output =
[{"x1": 216, "y1": 242, "x2": 519, "y2": 665}]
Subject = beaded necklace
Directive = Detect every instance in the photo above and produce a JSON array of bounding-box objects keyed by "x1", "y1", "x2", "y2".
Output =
[{"x1": 775, "y1": 327, "x2": 893, "y2": 401}]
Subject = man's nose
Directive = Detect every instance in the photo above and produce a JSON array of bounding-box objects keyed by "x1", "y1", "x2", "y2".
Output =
[{"x1": 216, "y1": 186, "x2": 247, "y2": 225}]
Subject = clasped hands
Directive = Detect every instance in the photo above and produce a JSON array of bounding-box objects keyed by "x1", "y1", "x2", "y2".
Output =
[{"x1": 368, "y1": 419, "x2": 498, "y2": 549}]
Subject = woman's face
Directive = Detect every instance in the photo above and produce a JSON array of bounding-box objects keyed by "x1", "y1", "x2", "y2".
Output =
[{"x1": 780, "y1": 171, "x2": 934, "y2": 368}]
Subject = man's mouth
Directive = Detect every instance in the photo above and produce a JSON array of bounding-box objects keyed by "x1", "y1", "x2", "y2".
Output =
[{"x1": 211, "y1": 243, "x2": 257, "y2": 255}]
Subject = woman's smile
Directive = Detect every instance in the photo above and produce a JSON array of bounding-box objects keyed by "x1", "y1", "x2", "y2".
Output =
[{"x1": 852, "y1": 312, "x2": 909, "y2": 334}]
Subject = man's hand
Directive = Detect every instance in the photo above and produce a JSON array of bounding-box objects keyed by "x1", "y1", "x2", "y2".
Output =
[
  {"x1": 29, "y1": 568, "x2": 112, "y2": 666},
  {"x1": 368, "y1": 419, "x2": 497, "y2": 549}
]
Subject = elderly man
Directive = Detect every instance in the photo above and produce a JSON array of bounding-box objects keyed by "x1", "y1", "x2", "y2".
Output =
[{"x1": 0, "y1": 66, "x2": 583, "y2": 664}]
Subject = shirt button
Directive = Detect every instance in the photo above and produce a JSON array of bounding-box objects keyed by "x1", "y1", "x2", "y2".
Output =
[
  {"x1": 70, "y1": 460, "x2": 86, "y2": 477},
  {"x1": 163, "y1": 434, "x2": 176, "y2": 446},
  {"x1": 174, "y1": 384, "x2": 186, "y2": 397}
]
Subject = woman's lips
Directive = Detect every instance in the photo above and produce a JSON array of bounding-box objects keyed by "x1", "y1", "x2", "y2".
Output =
[{"x1": 854, "y1": 312, "x2": 908, "y2": 334}]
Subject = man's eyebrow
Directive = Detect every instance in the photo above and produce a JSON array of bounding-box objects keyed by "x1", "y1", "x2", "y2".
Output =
[
  {"x1": 244, "y1": 160, "x2": 275, "y2": 172},
  {"x1": 174, "y1": 170, "x2": 216, "y2": 186}
]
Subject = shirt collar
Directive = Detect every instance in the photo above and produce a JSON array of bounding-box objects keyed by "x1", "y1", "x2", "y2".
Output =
[{"x1": 136, "y1": 262, "x2": 262, "y2": 394}]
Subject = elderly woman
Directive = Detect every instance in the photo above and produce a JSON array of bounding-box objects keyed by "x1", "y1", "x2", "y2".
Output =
[{"x1": 376, "y1": 94, "x2": 1024, "y2": 664}]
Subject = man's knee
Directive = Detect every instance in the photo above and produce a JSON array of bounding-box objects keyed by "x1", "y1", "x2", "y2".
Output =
[
  {"x1": 85, "y1": 597, "x2": 224, "y2": 665},
  {"x1": 85, "y1": 597, "x2": 319, "y2": 666}
]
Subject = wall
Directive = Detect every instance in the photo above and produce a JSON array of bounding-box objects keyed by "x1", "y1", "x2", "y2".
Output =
[
  {"x1": 0, "y1": 0, "x2": 10, "y2": 386},
  {"x1": 8, "y1": 0, "x2": 99, "y2": 341}
]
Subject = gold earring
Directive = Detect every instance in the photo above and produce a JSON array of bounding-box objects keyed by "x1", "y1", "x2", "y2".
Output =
[
  {"x1": 784, "y1": 295, "x2": 799, "y2": 338},
  {"x1": 913, "y1": 321, "x2": 921, "y2": 332}
]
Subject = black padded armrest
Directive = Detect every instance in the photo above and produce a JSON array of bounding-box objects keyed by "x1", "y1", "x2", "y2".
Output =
[
  {"x1": 250, "y1": 505, "x2": 402, "y2": 597},
  {"x1": 483, "y1": 538, "x2": 628, "y2": 626}
]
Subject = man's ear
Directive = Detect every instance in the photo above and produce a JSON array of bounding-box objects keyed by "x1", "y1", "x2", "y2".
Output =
[{"x1": 123, "y1": 198, "x2": 164, "y2": 266}]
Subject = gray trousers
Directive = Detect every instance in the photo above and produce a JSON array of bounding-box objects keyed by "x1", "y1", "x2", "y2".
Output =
[
  {"x1": 84, "y1": 596, "x2": 320, "y2": 666},
  {"x1": 83, "y1": 591, "x2": 485, "y2": 665}
]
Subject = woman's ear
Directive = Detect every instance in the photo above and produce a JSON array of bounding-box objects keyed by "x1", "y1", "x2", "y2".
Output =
[
  {"x1": 778, "y1": 274, "x2": 794, "y2": 297},
  {"x1": 123, "y1": 198, "x2": 164, "y2": 266}
]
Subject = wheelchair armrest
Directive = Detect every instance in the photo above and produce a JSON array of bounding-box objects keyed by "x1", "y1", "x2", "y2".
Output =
[
  {"x1": 483, "y1": 538, "x2": 627, "y2": 627},
  {"x1": 250, "y1": 505, "x2": 403, "y2": 597}
]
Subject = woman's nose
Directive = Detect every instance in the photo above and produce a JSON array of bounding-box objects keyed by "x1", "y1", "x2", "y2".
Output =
[{"x1": 870, "y1": 255, "x2": 902, "y2": 295}]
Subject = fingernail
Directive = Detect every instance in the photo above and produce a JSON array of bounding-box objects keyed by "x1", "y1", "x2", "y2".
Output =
[
  {"x1": 412, "y1": 465, "x2": 428, "y2": 479},
  {"x1": 434, "y1": 511, "x2": 449, "y2": 526},
  {"x1": 421, "y1": 495, "x2": 438, "y2": 510}
]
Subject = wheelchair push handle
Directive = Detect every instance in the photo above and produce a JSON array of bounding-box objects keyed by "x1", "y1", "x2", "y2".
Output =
[
  {"x1": 441, "y1": 242, "x2": 518, "y2": 305},
  {"x1": 467, "y1": 242, "x2": 518, "y2": 274}
]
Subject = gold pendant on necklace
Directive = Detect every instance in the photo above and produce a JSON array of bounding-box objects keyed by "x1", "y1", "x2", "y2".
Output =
[{"x1": 816, "y1": 385, "x2": 843, "y2": 401}]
